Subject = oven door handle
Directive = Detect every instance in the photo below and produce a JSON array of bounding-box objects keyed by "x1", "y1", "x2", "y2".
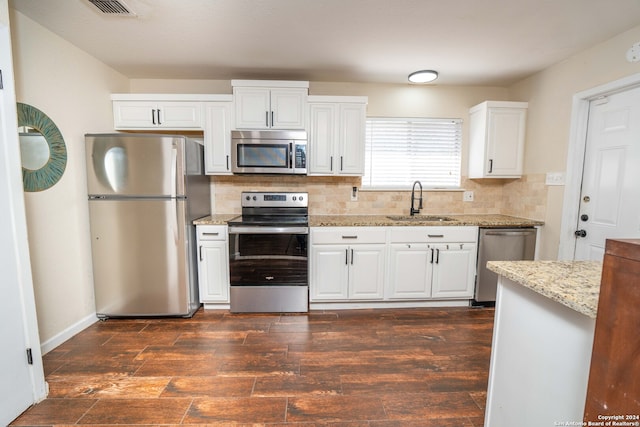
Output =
[{"x1": 228, "y1": 226, "x2": 309, "y2": 234}]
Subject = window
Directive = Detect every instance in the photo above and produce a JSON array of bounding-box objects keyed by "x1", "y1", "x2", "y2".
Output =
[{"x1": 363, "y1": 117, "x2": 462, "y2": 189}]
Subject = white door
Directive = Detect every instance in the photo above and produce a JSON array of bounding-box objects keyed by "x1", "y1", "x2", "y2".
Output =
[
  {"x1": 387, "y1": 243, "x2": 432, "y2": 299},
  {"x1": 0, "y1": 22, "x2": 46, "y2": 423},
  {"x1": 431, "y1": 243, "x2": 476, "y2": 299},
  {"x1": 574, "y1": 86, "x2": 640, "y2": 260},
  {"x1": 310, "y1": 245, "x2": 349, "y2": 300},
  {"x1": 348, "y1": 244, "x2": 385, "y2": 300}
]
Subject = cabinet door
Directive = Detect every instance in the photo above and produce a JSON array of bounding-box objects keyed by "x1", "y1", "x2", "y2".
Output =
[
  {"x1": 198, "y1": 241, "x2": 230, "y2": 303},
  {"x1": 270, "y1": 88, "x2": 306, "y2": 129},
  {"x1": 337, "y1": 103, "x2": 366, "y2": 175},
  {"x1": 307, "y1": 103, "x2": 338, "y2": 175},
  {"x1": 113, "y1": 101, "x2": 158, "y2": 128},
  {"x1": 204, "y1": 102, "x2": 233, "y2": 175},
  {"x1": 348, "y1": 244, "x2": 386, "y2": 300},
  {"x1": 113, "y1": 101, "x2": 202, "y2": 129},
  {"x1": 158, "y1": 102, "x2": 202, "y2": 129},
  {"x1": 310, "y1": 245, "x2": 349, "y2": 300},
  {"x1": 234, "y1": 87, "x2": 271, "y2": 129},
  {"x1": 431, "y1": 243, "x2": 476, "y2": 299},
  {"x1": 486, "y1": 108, "x2": 526, "y2": 177},
  {"x1": 387, "y1": 243, "x2": 433, "y2": 299}
]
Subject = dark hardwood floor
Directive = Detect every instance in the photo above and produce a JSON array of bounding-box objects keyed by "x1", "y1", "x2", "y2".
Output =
[{"x1": 12, "y1": 307, "x2": 494, "y2": 426}]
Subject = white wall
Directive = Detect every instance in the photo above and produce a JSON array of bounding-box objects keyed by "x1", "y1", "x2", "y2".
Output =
[
  {"x1": 509, "y1": 24, "x2": 640, "y2": 259},
  {"x1": 10, "y1": 9, "x2": 129, "y2": 348}
]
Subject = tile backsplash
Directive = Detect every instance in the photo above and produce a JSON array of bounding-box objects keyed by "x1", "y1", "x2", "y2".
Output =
[{"x1": 212, "y1": 174, "x2": 547, "y2": 220}]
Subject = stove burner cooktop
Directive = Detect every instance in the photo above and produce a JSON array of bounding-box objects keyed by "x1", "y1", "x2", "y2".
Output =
[
  {"x1": 227, "y1": 214, "x2": 308, "y2": 227},
  {"x1": 228, "y1": 191, "x2": 309, "y2": 228}
]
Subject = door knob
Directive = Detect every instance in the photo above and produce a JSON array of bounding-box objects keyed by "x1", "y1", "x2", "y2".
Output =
[
  {"x1": 575, "y1": 229, "x2": 587, "y2": 238},
  {"x1": 580, "y1": 214, "x2": 589, "y2": 221}
]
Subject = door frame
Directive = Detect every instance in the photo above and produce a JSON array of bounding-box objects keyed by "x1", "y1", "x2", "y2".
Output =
[
  {"x1": 0, "y1": 7, "x2": 47, "y2": 422},
  {"x1": 558, "y1": 72, "x2": 640, "y2": 260}
]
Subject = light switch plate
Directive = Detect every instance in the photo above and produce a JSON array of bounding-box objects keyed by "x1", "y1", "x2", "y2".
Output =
[{"x1": 545, "y1": 172, "x2": 566, "y2": 186}]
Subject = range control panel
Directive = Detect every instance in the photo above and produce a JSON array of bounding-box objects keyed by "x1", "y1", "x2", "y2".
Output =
[{"x1": 241, "y1": 192, "x2": 308, "y2": 208}]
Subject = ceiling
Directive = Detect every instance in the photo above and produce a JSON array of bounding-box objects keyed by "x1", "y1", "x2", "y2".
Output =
[{"x1": 10, "y1": 0, "x2": 640, "y2": 86}]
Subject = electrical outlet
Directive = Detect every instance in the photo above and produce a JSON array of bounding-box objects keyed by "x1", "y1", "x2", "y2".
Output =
[
  {"x1": 463, "y1": 191, "x2": 474, "y2": 202},
  {"x1": 545, "y1": 172, "x2": 566, "y2": 186},
  {"x1": 351, "y1": 186, "x2": 358, "y2": 201}
]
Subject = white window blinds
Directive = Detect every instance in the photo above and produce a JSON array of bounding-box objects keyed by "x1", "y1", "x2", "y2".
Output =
[{"x1": 363, "y1": 117, "x2": 462, "y2": 189}]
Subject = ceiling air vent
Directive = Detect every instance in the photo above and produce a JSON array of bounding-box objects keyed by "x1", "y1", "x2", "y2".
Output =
[{"x1": 87, "y1": 0, "x2": 136, "y2": 16}]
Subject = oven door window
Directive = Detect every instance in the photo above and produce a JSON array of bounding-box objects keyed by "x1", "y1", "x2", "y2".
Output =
[
  {"x1": 229, "y1": 232, "x2": 308, "y2": 286},
  {"x1": 237, "y1": 143, "x2": 289, "y2": 168}
]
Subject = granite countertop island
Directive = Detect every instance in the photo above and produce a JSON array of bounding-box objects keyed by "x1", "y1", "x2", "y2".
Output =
[
  {"x1": 484, "y1": 259, "x2": 602, "y2": 426},
  {"x1": 195, "y1": 213, "x2": 543, "y2": 228},
  {"x1": 487, "y1": 260, "x2": 602, "y2": 318}
]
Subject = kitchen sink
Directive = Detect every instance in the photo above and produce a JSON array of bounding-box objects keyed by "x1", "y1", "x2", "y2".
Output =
[{"x1": 386, "y1": 215, "x2": 458, "y2": 222}]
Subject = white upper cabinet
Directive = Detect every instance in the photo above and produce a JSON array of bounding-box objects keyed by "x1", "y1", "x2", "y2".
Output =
[
  {"x1": 307, "y1": 96, "x2": 368, "y2": 176},
  {"x1": 232, "y1": 80, "x2": 308, "y2": 130},
  {"x1": 468, "y1": 101, "x2": 528, "y2": 178},
  {"x1": 203, "y1": 101, "x2": 233, "y2": 175},
  {"x1": 111, "y1": 94, "x2": 232, "y2": 130}
]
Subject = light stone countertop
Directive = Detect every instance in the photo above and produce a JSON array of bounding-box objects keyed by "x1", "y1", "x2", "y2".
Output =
[
  {"x1": 308, "y1": 214, "x2": 543, "y2": 227},
  {"x1": 193, "y1": 214, "x2": 543, "y2": 227},
  {"x1": 487, "y1": 260, "x2": 602, "y2": 318},
  {"x1": 193, "y1": 214, "x2": 238, "y2": 225}
]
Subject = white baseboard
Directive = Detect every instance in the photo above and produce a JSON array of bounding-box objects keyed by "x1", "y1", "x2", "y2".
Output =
[
  {"x1": 40, "y1": 312, "x2": 99, "y2": 355},
  {"x1": 309, "y1": 300, "x2": 471, "y2": 310}
]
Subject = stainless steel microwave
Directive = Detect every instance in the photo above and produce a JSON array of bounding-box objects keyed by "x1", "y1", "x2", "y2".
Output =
[{"x1": 231, "y1": 130, "x2": 307, "y2": 174}]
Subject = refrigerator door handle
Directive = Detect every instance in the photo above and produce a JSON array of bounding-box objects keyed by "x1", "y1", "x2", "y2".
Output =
[{"x1": 170, "y1": 147, "x2": 179, "y2": 243}]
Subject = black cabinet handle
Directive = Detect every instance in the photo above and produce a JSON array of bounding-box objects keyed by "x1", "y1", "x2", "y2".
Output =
[
  {"x1": 489, "y1": 159, "x2": 493, "y2": 173},
  {"x1": 265, "y1": 111, "x2": 269, "y2": 127},
  {"x1": 152, "y1": 109, "x2": 156, "y2": 125},
  {"x1": 435, "y1": 248, "x2": 440, "y2": 264}
]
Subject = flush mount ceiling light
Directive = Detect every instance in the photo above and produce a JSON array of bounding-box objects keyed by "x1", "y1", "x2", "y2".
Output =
[{"x1": 408, "y1": 70, "x2": 439, "y2": 83}]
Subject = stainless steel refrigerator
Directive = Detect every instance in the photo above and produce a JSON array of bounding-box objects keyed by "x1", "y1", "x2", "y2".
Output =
[{"x1": 85, "y1": 133, "x2": 210, "y2": 318}]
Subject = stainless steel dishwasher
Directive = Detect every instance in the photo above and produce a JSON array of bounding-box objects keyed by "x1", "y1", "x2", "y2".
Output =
[{"x1": 473, "y1": 227, "x2": 537, "y2": 305}]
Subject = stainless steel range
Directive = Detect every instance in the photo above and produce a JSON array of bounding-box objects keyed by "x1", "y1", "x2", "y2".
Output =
[{"x1": 228, "y1": 192, "x2": 309, "y2": 313}]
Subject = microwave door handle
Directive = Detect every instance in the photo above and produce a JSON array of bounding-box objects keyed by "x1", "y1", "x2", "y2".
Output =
[{"x1": 289, "y1": 142, "x2": 293, "y2": 169}]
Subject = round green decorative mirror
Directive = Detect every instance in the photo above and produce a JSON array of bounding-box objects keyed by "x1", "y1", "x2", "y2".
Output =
[{"x1": 16, "y1": 103, "x2": 67, "y2": 192}]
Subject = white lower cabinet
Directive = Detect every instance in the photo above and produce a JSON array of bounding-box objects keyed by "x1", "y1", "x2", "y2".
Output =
[
  {"x1": 430, "y1": 242, "x2": 477, "y2": 298},
  {"x1": 196, "y1": 225, "x2": 230, "y2": 306},
  {"x1": 387, "y1": 226, "x2": 478, "y2": 300},
  {"x1": 310, "y1": 227, "x2": 386, "y2": 301},
  {"x1": 310, "y1": 225, "x2": 478, "y2": 304},
  {"x1": 387, "y1": 244, "x2": 433, "y2": 299}
]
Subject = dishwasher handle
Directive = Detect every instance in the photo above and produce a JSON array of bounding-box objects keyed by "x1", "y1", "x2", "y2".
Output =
[{"x1": 483, "y1": 230, "x2": 535, "y2": 236}]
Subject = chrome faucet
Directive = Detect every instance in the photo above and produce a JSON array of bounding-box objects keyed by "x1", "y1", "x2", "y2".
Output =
[{"x1": 410, "y1": 180, "x2": 423, "y2": 216}]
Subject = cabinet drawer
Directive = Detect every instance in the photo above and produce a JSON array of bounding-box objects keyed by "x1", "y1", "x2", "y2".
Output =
[
  {"x1": 311, "y1": 227, "x2": 387, "y2": 244},
  {"x1": 197, "y1": 225, "x2": 227, "y2": 241},
  {"x1": 390, "y1": 226, "x2": 478, "y2": 243}
]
